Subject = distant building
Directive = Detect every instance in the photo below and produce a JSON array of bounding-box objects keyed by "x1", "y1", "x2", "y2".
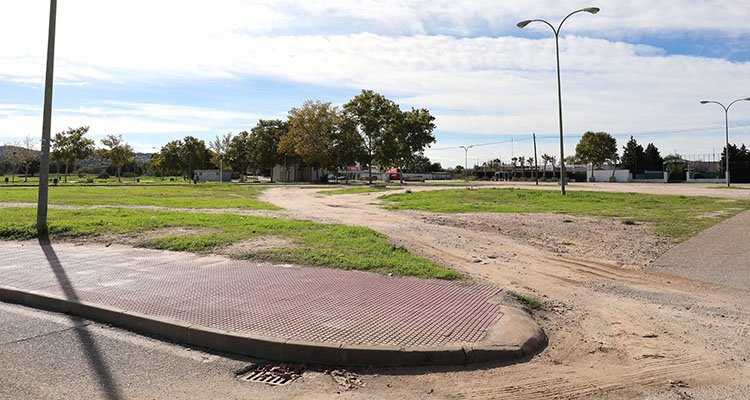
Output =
[
  {"x1": 193, "y1": 169, "x2": 232, "y2": 182},
  {"x1": 271, "y1": 164, "x2": 326, "y2": 182}
]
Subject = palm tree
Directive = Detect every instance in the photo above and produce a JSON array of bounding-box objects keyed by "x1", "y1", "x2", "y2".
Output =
[{"x1": 541, "y1": 154, "x2": 552, "y2": 179}]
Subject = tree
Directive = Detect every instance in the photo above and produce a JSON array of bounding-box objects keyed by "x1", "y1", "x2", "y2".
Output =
[
  {"x1": 226, "y1": 131, "x2": 252, "y2": 177},
  {"x1": 51, "y1": 126, "x2": 95, "y2": 182},
  {"x1": 663, "y1": 154, "x2": 687, "y2": 181},
  {"x1": 209, "y1": 133, "x2": 233, "y2": 181},
  {"x1": 541, "y1": 153, "x2": 554, "y2": 179},
  {"x1": 342, "y1": 90, "x2": 401, "y2": 183},
  {"x1": 182, "y1": 136, "x2": 210, "y2": 180},
  {"x1": 721, "y1": 143, "x2": 750, "y2": 183},
  {"x1": 574, "y1": 131, "x2": 618, "y2": 180},
  {"x1": 248, "y1": 120, "x2": 289, "y2": 179},
  {"x1": 98, "y1": 134, "x2": 134, "y2": 182},
  {"x1": 643, "y1": 143, "x2": 663, "y2": 171},
  {"x1": 621, "y1": 136, "x2": 646, "y2": 176},
  {"x1": 17, "y1": 136, "x2": 38, "y2": 182},
  {"x1": 280, "y1": 100, "x2": 357, "y2": 171},
  {"x1": 391, "y1": 108, "x2": 436, "y2": 183},
  {"x1": 153, "y1": 140, "x2": 185, "y2": 177}
]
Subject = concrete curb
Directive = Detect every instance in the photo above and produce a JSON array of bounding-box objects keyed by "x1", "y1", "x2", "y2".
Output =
[{"x1": 0, "y1": 286, "x2": 546, "y2": 367}]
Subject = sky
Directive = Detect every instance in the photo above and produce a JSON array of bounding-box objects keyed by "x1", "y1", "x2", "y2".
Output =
[{"x1": 2, "y1": 1, "x2": 750, "y2": 169}]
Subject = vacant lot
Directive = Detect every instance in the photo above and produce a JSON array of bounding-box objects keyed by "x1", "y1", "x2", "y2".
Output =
[
  {"x1": 260, "y1": 184, "x2": 750, "y2": 399},
  {"x1": 0, "y1": 185, "x2": 277, "y2": 210}
]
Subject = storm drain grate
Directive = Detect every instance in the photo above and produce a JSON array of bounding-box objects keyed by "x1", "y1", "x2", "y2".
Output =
[
  {"x1": 239, "y1": 370, "x2": 297, "y2": 386},
  {"x1": 236, "y1": 364, "x2": 304, "y2": 386}
]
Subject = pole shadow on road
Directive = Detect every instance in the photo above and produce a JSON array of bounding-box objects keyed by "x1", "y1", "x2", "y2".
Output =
[{"x1": 38, "y1": 237, "x2": 123, "y2": 400}]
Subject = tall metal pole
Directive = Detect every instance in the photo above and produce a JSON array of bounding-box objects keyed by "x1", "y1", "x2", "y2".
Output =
[
  {"x1": 37, "y1": 0, "x2": 57, "y2": 237},
  {"x1": 724, "y1": 108, "x2": 730, "y2": 187},
  {"x1": 459, "y1": 145, "x2": 473, "y2": 181},
  {"x1": 700, "y1": 97, "x2": 750, "y2": 188},
  {"x1": 533, "y1": 133, "x2": 539, "y2": 186},
  {"x1": 554, "y1": 32, "x2": 566, "y2": 194},
  {"x1": 517, "y1": 7, "x2": 600, "y2": 196}
]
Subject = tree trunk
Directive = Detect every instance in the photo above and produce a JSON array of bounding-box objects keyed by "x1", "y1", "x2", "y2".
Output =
[{"x1": 64, "y1": 163, "x2": 69, "y2": 182}]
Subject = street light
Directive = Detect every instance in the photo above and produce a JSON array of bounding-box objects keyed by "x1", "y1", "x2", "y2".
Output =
[
  {"x1": 459, "y1": 145, "x2": 474, "y2": 181},
  {"x1": 700, "y1": 97, "x2": 750, "y2": 187},
  {"x1": 37, "y1": 0, "x2": 58, "y2": 237},
  {"x1": 517, "y1": 7, "x2": 600, "y2": 195}
]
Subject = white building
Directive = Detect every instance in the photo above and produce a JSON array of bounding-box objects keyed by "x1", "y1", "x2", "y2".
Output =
[{"x1": 193, "y1": 169, "x2": 232, "y2": 182}]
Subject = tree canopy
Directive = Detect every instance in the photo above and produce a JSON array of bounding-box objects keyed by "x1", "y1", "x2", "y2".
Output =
[
  {"x1": 574, "y1": 131, "x2": 618, "y2": 178},
  {"x1": 52, "y1": 126, "x2": 95, "y2": 182},
  {"x1": 98, "y1": 134, "x2": 134, "y2": 182},
  {"x1": 620, "y1": 136, "x2": 646, "y2": 175},
  {"x1": 643, "y1": 143, "x2": 664, "y2": 171}
]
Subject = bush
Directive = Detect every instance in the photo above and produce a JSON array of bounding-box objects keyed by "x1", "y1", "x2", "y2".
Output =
[
  {"x1": 122, "y1": 172, "x2": 136, "y2": 178},
  {"x1": 97, "y1": 172, "x2": 110, "y2": 179}
]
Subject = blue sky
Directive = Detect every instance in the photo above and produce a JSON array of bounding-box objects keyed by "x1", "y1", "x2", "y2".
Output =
[{"x1": 2, "y1": 1, "x2": 750, "y2": 168}]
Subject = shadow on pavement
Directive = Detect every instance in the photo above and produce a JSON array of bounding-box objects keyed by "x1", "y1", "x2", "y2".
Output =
[{"x1": 39, "y1": 238, "x2": 123, "y2": 400}]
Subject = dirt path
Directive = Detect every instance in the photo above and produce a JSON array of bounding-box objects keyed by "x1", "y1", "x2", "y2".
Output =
[{"x1": 259, "y1": 186, "x2": 750, "y2": 399}]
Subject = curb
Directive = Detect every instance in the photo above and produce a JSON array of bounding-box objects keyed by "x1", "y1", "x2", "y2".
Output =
[{"x1": 0, "y1": 286, "x2": 546, "y2": 367}]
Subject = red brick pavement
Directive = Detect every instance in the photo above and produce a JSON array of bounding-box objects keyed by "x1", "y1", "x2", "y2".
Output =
[{"x1": 0, "y1": 241, "x2": 504, "y2": 348}]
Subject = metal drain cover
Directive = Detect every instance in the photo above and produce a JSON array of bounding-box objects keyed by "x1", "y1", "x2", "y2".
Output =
[{"x1": 239, "y1": 370, "x2": 298, "y2": 386}]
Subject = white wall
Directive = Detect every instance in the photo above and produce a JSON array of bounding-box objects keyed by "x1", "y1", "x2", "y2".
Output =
[{"x1": 591, "y1": 169, "x2": 631, "y2": 183}]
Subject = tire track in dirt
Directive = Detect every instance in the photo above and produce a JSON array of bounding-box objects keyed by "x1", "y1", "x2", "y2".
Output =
[{"x1": 260, "y1": 186, "x2": 750, "y2": 399}]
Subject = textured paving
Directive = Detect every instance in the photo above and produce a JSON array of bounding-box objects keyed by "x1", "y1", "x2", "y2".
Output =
[{"x1": 0, "y1": 241, "x2": 504, "y2": 348}]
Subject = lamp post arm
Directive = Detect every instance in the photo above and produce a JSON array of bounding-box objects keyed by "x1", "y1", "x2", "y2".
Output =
[{"x1": 558, "y1": 8, "x2": 591, "y2": 34}]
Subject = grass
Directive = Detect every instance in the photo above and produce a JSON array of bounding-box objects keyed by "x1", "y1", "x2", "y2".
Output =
[
  {"x1": 0, "y1": 185, "x2": 277, "y2": 210},
  {"x1": 515, "y1": 293, "x2": 544, "y2": 310},
  {"x1": 382, "y1": 188, "x2": 750, "y2": 241},
  {"x1": 0, "y1": 207, "x2": 459, "y2": 280},
  {"x1": 0, "y1": 175, "x2": 198, "y2": 186},
  {"x1": 321, "y1": 186, "x2": 401, "y2": 195}
]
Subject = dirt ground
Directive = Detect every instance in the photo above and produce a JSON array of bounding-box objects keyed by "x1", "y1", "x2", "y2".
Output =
[
  {"x1": 255, "y1": 182, "x2": 750, "y2": 399},
  {"x1": 4, "y1": 182, "x2": 749, "y2": 398}
]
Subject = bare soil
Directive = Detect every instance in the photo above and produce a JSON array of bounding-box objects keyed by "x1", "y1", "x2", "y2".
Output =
[{"x1": 256, "y1": 182, "x2": 750, "y2": 399}]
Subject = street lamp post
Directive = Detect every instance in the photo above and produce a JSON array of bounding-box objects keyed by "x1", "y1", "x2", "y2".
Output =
[
  {"x1": 459, "y1": 145, "x2": 474, "y2": 181},
  {"x1": 37, "y1": 0, "x2": 58, "y2": 237},
  {"x1": 517, "y1": 7, "x2": 600, "y2": 195},
  {"x1": 700, "y1": 98, "x2": 750, "y2": 187}
]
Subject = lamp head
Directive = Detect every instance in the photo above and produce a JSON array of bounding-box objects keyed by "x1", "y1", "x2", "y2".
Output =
[
  {"x1": 700, "y1": 101, "x2": 710, "y2": 104},
  {"x1": 517, "y1": 20, "x2": 533, "y2": 29},
  {"x1": 583, "y1": 7, "x2": 600, "y2": 14},
  {"x1": 743, "y1": 97, "x2": 750, "y2": 101}
]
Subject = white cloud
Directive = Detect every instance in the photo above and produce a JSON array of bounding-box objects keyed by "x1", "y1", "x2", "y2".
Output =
[{"x1": 2, "y1": 1, "x2": 750, "y2": 161}]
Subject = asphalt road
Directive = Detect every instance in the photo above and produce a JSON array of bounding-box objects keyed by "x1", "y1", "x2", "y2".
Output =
[{"x1": 0, "y1": 303, "x2": 367, "y2": 400}]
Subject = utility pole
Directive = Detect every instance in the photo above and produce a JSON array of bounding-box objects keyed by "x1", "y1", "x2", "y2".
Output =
[
  {"x1": 533, "y1": 133, "x2": 539, "y2": 186},
  {"x1": 36, "y1": 0, "x2": 57, "y2": 237}
]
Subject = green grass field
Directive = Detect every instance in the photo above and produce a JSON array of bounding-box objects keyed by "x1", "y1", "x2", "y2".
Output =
[
  {"x1": 382, "y1": 188, "x2": 750, "y2": 240},
  {"x1": 0, "y1": 207, "x2": 459, "y2": 279},
  {"x1": 0, "y1": 185, "x2": 277, "y2": 210}
]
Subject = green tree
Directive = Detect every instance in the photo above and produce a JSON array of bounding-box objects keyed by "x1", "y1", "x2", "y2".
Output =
[
  {"x1": 721, "y1": 143, "x2": 750, "y2": 183},
  {"x1": 182, "y1": 136, "x2": 210, "y2": 180},
  {"x1": 51, "y1": 126, "x2": 95, "y2": 182},
  {"x1": 18, "y1": 136, "x2": 38, "y2": 181},
  {"x1": 574, "y1": 131, "x2": 618, "y2": 180},
  {"x1": 643, "y1": 143, "x2": 663, "y2": 171},
  {"x1": 226, "y1": 131, "x2": 252, "y2": 177},
  {"x1": 98, "y1": 134, "x2": 134, "y2": 182},
  {"x1": 620, "y1": 136, "x2": 646, "y2": 175},
  {"x1": 153, "y1": 140, "x2": 185, "y2": 177},
  {"x1": 663, "y1": 154, "x2": 687, "y2": 181},
  {"x1": 542, "y1": 153, "x2": 555, "y2": 179},
  {"x1": 342, "y1": 90, "x2": 401, "y2": 183},
  {"x1": 391, "y1": 108, "x2": 436, "y2": 183},
  {"x1": 209, "y1": 133, "x2": 233, "y2": 180},
  {"x1": 280, "y1": 100, "x2": 353, "y2": 171},
  {"x1": 248, "y1": 120, "x2": 289, "y2": 179}
]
